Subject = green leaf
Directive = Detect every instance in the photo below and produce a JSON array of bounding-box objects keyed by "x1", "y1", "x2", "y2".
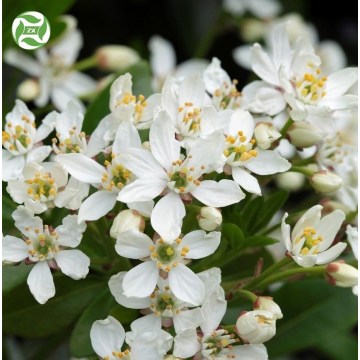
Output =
[
  {"x1": 242, "y1": 235, "x2": 278, "y2": 248},
  {"x1": 20, "y1": 14, "x2": 41, "y2": 23},
  {"x1": 238, "y1": 196, "x2": 263, "y2": 233},
  {"x1": 14, "y1": 20, "x2": 24, "y2": 41},
  {"x1": 70, "y1": 288, "x2": 116, "y2": 357},
  {"x1": 267, "y1": 279, "x2": 358, "y2": 358},
  {"x1": 221, "y1": 223, "x2": 245, "y2": 250},
  {"x1": 21, "y1": 37, "x2": 41, "y2": 47},
  {"x1": 48, "y1": 18, "x2": 67, "y2": 45},
  {"x1": 109, "y1": 304, "x2": 139, "y2": 325},
  {"x1": 2, "y1": 263, "x2": 33, "y2": 294},
  {"x1": 3, "y1": 275, "x2": 106, "y2": 338},
  {"x1": 38, "y1": 19, "x2": 48, "y2": 40},
  {"x1": 2, "y1": 194, "x2": 17, "y2": 234},
  {"x1": 317, "y1": 333, "x2": 358, "y2": 360}
]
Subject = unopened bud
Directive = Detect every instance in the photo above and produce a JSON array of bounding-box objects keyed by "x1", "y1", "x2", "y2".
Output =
[
  {"x1": 197, "y1": 207, "x2": 222, "y2": 231},
  {"x1": 236, "y1": 310, "x2": 276, "y2": 344},
  {"x1": 165, "y1": 356, "x2": 181, "y2": 360},
  {"x1": 17, "y1": 79, "x2": 40, "y2": 101},
  {"x1": 326, "y1": 262, "x2": 358, "y2": 288},
  {"x1": 321, "y1": 199, "x2": 351, "y2": 215},
  {"x1": 287, "y1": 121, "x2": 323, "y2": 148},
  {"x1": 95, "y1": 45, "x2": 140, "y2": 72},
  {"x1": 240, "y1": 19, "x2": 267, "y2": 42},
  {"x1": 309, "y1": 170, "x2": 342, "y2": 193},
  {"x1": 254, "y1": 122, "x2": 281, "y2": 150},
  {"x1": 253, "y1": 296, "x2": 283, "y2": 319},
  {"x1": 110, "y1": 209, "x2": 145, "y2": 239},
  {"x1": 275, "y1": 171, "x2": 305, "y2": 192},
  {"x1": 142, "y1": 141, "x2": 151, "y2": 151}
]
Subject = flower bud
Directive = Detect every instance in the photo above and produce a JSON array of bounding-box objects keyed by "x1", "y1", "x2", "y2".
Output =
[
  {"x1": 197, "y1": 207, "x2": 222, "y2": 231},
  {"x1": 236, "y1": 310, "x2": 276, "y2": 344},
  {"x1": 253, "y1": 297, "x2": 283, "y2": 319},
  {"x1": 110, "y1": 209, "x2": 145, "y2": 239},
  {"x1": 17, "y1": 79, "x2": 40, "y2": 101},
  {"x1": 240, "y1": 19, "x2": 267, "y2": 42},
  {"x1": 95, "y1": 45, "x2": 140, "y2": 72},
  {"x1": 275, "y1": 171, "x2": 305, "y2": 192},
  {"x1": 309, "y1": 170, "x2": 343, "y2": 193},
  {"x1": 254, "y1": 122, "x2": 281, "y2": 150},
  {"x1": 326, "y1": 262, "x2": 358, "y2": 288},
  {"x1": 287, "y1": 121, "x2": 323, "y2": 148}
]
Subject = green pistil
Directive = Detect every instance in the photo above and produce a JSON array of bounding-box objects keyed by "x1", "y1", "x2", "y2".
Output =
[
  {"x1": 157, "y1": 294, "x2": 175, "y2": 311},
  {"x1": 157, "y1": 245, "x2": 176, "y2": 263},
  {"x1": 170, "y1": 171, "x2": 188, "y2": 189}
]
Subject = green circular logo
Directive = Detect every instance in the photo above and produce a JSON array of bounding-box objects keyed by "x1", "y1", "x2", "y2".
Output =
[{"x1": 12, "y1": 11, "x2": 51, "y2": 50}]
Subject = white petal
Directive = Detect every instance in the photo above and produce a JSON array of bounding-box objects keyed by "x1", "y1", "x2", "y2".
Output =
[
  {"x1": 129, "y1": 314, "x2": 162, "y2": 334},
  {"x1": 55, "y1": 250, "x2": 90, "y2": 280},
  {"x1": 270, "y1": 23, "x2": 291, "y2": 73},
  {"x1": 90, "y1": 316, "x2": 125, "y2": 359},
  {"x1": 173, "y1": 307, "x2": 204, "y2": 334},
  {"x1": 251, "y1": 44, "x2": 278, "y2": 86},
  {"x1": 149, "y1": 35, "x2": 176, "y2": 78},
  {"x1": 115, "y1": 229, "x2": 152, "y2": 259},
  {"x1": 2, "y1": 152, "x2": 25, "y2": 181},
  {"x1": 151, "y1": 192, "x2": 185, "y2": 242},
  {"x1": 117, "y1": 177, "x2": 166, "y2": 203},
  {"x1": 56, "y1": 153, "x2": 104, "y2": 184},
  {"x1": 233, "y1": 45, "x2": 252, "y2": 70},
  {"x1": 150, "y1": 110, "x2": 180, "y2": 170},
  {"x1": 6, "y1": 180, "x2": 28, "y2": 204},
  {"x1": 35, "y1": 111, "x2": 58, "y2": 142},
  {"x1": 12, "y1": 205, "x2": 43, "y2": 235},
  {"x1": 78, "y1": 191, "x2": 117, "y2": 222},
  {"x1": 191, "y1": 180, "x2": 245, "y2": 207},
  {"x1": 4, "y1": 49, "x2": 41, "y2": 76},
  {"x1": 174, "y1": 329, "x2": 201, "y2": 358},
  {"x1": 56, "y1": 214, "x2": 86, "y2": 247},
  {"x1": 122, "y1": 262, "x2": 159, "y2": 298},
  {"x1": 325, "y1": 67, "x2": 358, "y2": 98},
  {"x1": 127, "y1": 200, "x2": 154, "y2": 218},
  {"x1": 27, "y1": 261, "x2": 55, "y2": 304},
  {"x1": 179, "y1": 74, "x2": 206, "y2": 107},
  {"x1": 245, "y1": 150, "x2": 291, "y2": 175},
  {"x1": 316, "y1": 242, "x2": 347, "y2": 265},
  {"x1": 200, "y1": 286, "x2": 227, "y2": 335},
  {"x1": 250, "y1": 86, "x2": 286, "y2": 116},
  {"x1": 292, "y1": 205, "x2": 322, "y2": 241},
  {"x1": 47, "y1": 162, "x2": 68, "y2": 187},
  {"x1": 64, "y1": 71, "x2": 97, "y2": 96},
  {"x1": 51, "y1": 29, "x2": 83, "y2": 66},
  {"x1": 169, "y1": 263, "x2": 205, "y2": 306},
  {"x1": 181, "y1": 230, "x2": 221, "y2": 259},
  {"x1": 232, "y1": 167, "x2": 261, "y2": 195},
  {"x1": 51, "y1": 85, "x2": 84, "y2": 112},
  {"x1": 55, "y1": 101, "x2": 83, "y2": 138},
  {"x1": 281, "y1": 213, "x2": 292, "y2": 252},
  {"x1": 197, "y1": 267, "x2": 222, "y2": 296},
  {"x1": 26, "y1": 146, "x2": 52, "y2": 164},
  {"x1": 292, "y1": 254, "x2": 317, "y2": 268},
  {"x1": 228, "y1": 109, "x2": 255, "y2": 139},
  {"x1": 316, "y1": 210, "x2": 345, "y2": 251},
  {"x1": 231, "y1": 344, "x2": 268, "y2": 359},
  {"x1": 176, "y1": 59, "x2": 209, "y2": 79},
  {"x1": 112, "y1": 117, "x2": 141, "y2": 155},
  {"x1": 203, "y1": 57, "x2": 232, "y2": 94},
  {"x1": 108, "y1": 272, "x2": 151, "y2": 309},
  {"x1": 2, "y1": 236, "x2": 28, "y2": 262},
  {"x1": 24, "y1": 198, "x2": 48, "y2": 214},
  {"x1": 248, "y1": 0, "x2": 281, "y2": 18}
]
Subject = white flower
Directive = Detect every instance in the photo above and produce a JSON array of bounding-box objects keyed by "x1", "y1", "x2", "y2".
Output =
[
  {"x1": 253, "y1": 297, "x2": 283, "y2": 320},
  {"x1": 95, "y1": 45, "x2": 140, "y2": 71},
  {"x1": 253, "y1": 122, "x2": 281, "y2": 150},
  {"x1": 118, "y1": 110, "x2": 244, "y2": 241},
  {"x1": 236, "y1": 310, "x2": 276, "y2": 344},
  {"x1": 6, "y1": 162, "x2": 69, "y2": 214},
  {"x1": 197, "y1": 207, "x2": 223, "y2": 231},
  {"x1": 281, "y1": 205, "x2": 347, "y2": 267},
  {"x1": 110, "y1": 209, "x2": 145, "y2": 239},
  {"x1": 4, "y1": 16, "x2": 96, "y2": 111},
  {"x1": 287, "y1": 121, "x2": 324, "y2": 148},
  {"x1": 223, "y1": 0, "x2": 281, "y2": 19},
  {"x1": 309, "y1": 170, "x2": 343, "y2": 193},
  {"x1": 115, "y1": 229, "x2": 221, "y2": 305},
  {"x1": 326, "y1": 262, "x2": 358, "y2": 289},
  {"x1": 2, "y1": 206, "x2": 88, "y2": 304},
  {"x1": 2, "y1": 100, "x2": 57, "y2": 181}
]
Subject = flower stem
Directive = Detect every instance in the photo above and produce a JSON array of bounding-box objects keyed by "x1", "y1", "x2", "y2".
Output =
[
  {"x1": 243, "y1": 257, "x2": 292, "y2": 290},
  {"x1": 238, "y1": 289, "x2": 257, "y2": 302},
  {"x1": 72, "y1": 56, "x2": 97, "y2": 71},
  {"x1": 280, "y1": 118, "x2": 294, "y2": 137}
]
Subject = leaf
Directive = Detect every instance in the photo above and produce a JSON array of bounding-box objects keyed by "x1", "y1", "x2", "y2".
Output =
[
  {"x1": 109, "y1": 304, "x2": 139, "y2": 325},
  {"x1": 20, "y1": 14, "x2": 41, "y2": 24},
  {"x1": 221, "y1": 223, "x2": 245, "y2": 250},
  {"x1": 2, "y1": 263, "x2": 33, "y2": 294},
  {"x1": 238, "y1": 196, "x2": 263, "y2": 233},
  {"x1": 242, "y1": 235, "x2": 278, "y2": 248},
  {"x1": 14, "y1": 20, "x2": 24, "y2": 42},
  {"x1": 317, "y1": 333, "x2": 358, "y2": 360},
  {"x1": 3, "y1": 275, "x2": 106, "y2": 338},
  {"x1": 21, "y1": 37, "x2": 41, "y2": 47},
  {"x1": 70, "y1": 288, "x2": 116, "y2": 357},
  {"x1": 267, "y1": 279, "x2": 358, "y2": 357},
  {"x1": 2, "y1": 194, "x2": 17, "y2": 234}
]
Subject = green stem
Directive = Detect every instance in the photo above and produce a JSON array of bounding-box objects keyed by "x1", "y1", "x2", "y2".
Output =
[
  {"x1": 280, "y1": 118, "x2": 294, "y2": 137},
  {"x1": 291, "y1": 165, "x2": 315, "y2": 176},
  {"x1": 238, "y1": 289, "x2": 257, "y2": 302},
  {"x1": 72, "y1": 55, "x2": 97, "y2": 71},
  {"x1": 243, "y1": 257, "x2": 292, "y2": 290},
  {"x1": 255, "y1": 265, "x2": 327, "y2": 289}
]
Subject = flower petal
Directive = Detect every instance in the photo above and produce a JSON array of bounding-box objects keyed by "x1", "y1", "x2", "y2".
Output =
[
  {"x1": 292, "y1": 205, "x2": 322, "y2": 241},
  {"x1": 2, "y1": 151, "x2": 25, "y2": 181},
  {"x1": 12, "y1": 205, "x2": 43, "y2": 236},
  {"x1": 181, "y1": 230, "x2": 221, "y2": 259},
  {"x1": 115, "y1": 229, "x2": 153, "y2": 259},
  {"x1": 122, "y1": 261, "x2": 159, "y2": 298},
  {"x1": 26, "y1": 146, "x2": 52, "y2": 164},
  {"x1": 169, "y1": 263, "x2": 205, "y2": 306},
  {"x1": 151, "y1": 192, "x2": 185, "y2": 242},
  {"x1": 90, "y1": 316, "x2": 125, "y2": 359},
  {"x1": 78, "y1": 191, "x2": 117, "y2": 222},
  {"x1": 281, "y1": 213, "x2": 292, "y2": 252},
  {"x1": 197, "y1": 267, "x2": 222, "y2": 296},
  {"x1": 325, "y1": 67, "x2": 358, "y2": 98},
  {"x1": 6, "y1": 180, "x2": 28, "y2": 204},
  {"x1": 112, "y1": 117, "x2": 141, "y2": 155},
  {"x1": 149, "y1": 35, "x2": 176, "y2": 79},
  {"x1": 174, "y1": 329, "x2": 200, "y2": 359},
  {"x1": 27, "y1": 261, "x2": 55, "y2": 304},
  {"x1": 191, "y1": 180, "x2": 245, "y2": 207},
  {"x1": 173, "y1": 307, "x2": 204, "y2": 334},
  {"x1": 55, "y1": 249, "x2": 90, "y2": 280},
  {"x1": 228, "y1": 109, "x2": 255, "y2": 139},
  {"x1": 316, "y1": 242, "x2": 347, "y2": 265},
  {"x1": 316, "y1": 210, "x2": 345, "y2": 251},
  {"x1": 231, "y1": 344, "x2": 268, "y2": 359},
  {"x1": 245, "y1": 150, "x2": 291, "y2": 175},
  {"x1": 108, "y1": 272, "x2": 151, "y2": 309},
  {"x1": 56, "y1": 215, "x2": 86, "y2": 247},
  {"x1": 179, "y1": 73, "x2": 206, "y2": 108},
  {"x1": 251, "y1": 44, "x2": 278, "y2": 86},
  {"x1": 4, "y1": 49, "x2": 41, "y2": 76},
  {"x1": 2, "y1": 236, "x2": 29, "y2": 262},
  {"x1": 232, "y1": 167, "x2": 261, "y2": 195}
]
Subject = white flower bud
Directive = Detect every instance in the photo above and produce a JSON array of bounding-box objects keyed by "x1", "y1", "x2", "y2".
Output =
[
  {"x1": 197, "y1": 207, "x2": 222, "y2": 231},
  {"x1": 17, "y1": 79, "x2": 40, "y2": 101},
  {"x1": 275, "y1": 171, "x2": 305, "y2": 192},
  {"x1": 309, "y1": 170, "x2": 343, "y2": 193},
  {"x1": 110, "y1": 209, "x2": 145, "y2": 239},
  {"x1": 253, "y1": 296, "x2": 283, "y2": 320},
  {"x1": 236, "y1": 310, "x2": 276, "y2": 344},
  {"x1": 240, "y1": 19, "x2": 267, "y2": 42},
  {"x1": 287, "y1": 121, "x2": 323, "y2": 148},
  {"x1": 142, "y1": 141, "x2": 151, "y2": 151},
  {"x1": 95, "y1": 45, "x2": 140, "y2": 71},
  {"x1": 326, "y1": 262, "x2": 358, "y2": 288},
  {"x1": 254, "y1": 122, "x2": 281, "y2": 150}
]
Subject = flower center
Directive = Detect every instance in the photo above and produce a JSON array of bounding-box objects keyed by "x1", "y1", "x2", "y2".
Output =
[
  {"x1": 202, "y1": 330, "x2": 236, "y2": 358},
  {"x1": 102, "y1": 156, "x2": 132, "y2": 192},
  {"x1": 296, "y1": 226, "x2": 323, "y2": 255},
  {"x1": 52, "y1": 126, "x2": 87, "y2": 154},
  {"x1": 178, "y1": 102, "x2": 202, "y2": 135},
  {"x1": 25, "y1": 172, "x2": 58, "y2": 202},
  {"x1": 116, "y1": 92, "x2": 147, "y2": 124},
  {"x1": 149, "y1": 238, "x2": 190, "y2": 272},
  {"x1": 214, "y1": 79, "x2": 242, "y2": 110},
  {"x1": 296, "y1": 69, "x2": 327, "y2": 104},
  {"x1": 149, "y1": 286, "x2": 180, "y2": 317},
  {"x1": 167, "y1": 160, "x2": 201, "y2": 193},
  {"x1": 107, "y1": 349, "x2": 131, "y2": 360},
  {"x1": 224, "y1": 131, "x2": 257, "y2": 163},
  {"x1": 26, "y1": 225, "x2": 59, "y2": 261}
]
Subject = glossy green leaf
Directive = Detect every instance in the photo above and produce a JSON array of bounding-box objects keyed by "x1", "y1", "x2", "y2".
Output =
[
  {"x1": 243, "y1": 235, "x2": 278, "y2": 248},
  {"x1": 221, "y1": 223, "x2": 245, "y2": 250},
  {"x1": 2, "y1": 263, "x2": 33, "y2": 294},
  {"x1": 3, "y1": 275, "x2": 106, "y2": 338},
  {"x1": 70, "y1": 288, "x2": 116, "y2": 357},
  {"x1": 109, "y1": 304, "x2": 139, "y2": 325}
]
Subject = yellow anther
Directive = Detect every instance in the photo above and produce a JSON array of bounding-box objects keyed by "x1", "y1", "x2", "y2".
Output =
[
  {"x1": 165, "y1": 266, "x2": 171, "y2": 272},
  {"x1": 302, "y1": 88, "x2": 309, "y2": 97},
  {"x1": 240, "y1": 152, "x2": 251, "y2": 161},
  {"x1": 226, "y1": 136, "x2": 236, "y2": 144},
  {"x1": 238, "y1": 131, "x2": 244, "y2": 136},
  {"x1": 240, "y1": 135, "x2": 247, "y2": 142},
  {"x1": 300, "y1": 247, "x2": 310, "y2": 255}
]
